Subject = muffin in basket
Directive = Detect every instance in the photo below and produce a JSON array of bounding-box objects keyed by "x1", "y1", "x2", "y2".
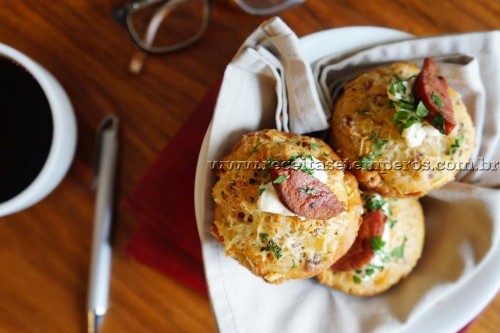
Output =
[
  {"x1": 331, "y1": 58, "x2": 475, "y2": 197},
  {"x1": 211, "y1": 129, "x2": 363, "y2": 284},
  {"x1": 317, "y1": 193, "x2": 425, "y2": 296}
]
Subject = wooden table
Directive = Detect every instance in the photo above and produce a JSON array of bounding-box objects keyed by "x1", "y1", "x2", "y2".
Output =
[{"x1": 0, "y1": 0, "x2": 498, "y2": 332}]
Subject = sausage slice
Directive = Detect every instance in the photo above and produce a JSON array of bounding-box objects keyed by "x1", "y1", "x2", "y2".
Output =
[
  {"x1": 269, "y1": 168, "x2": 346, "y2": 219},
  {"x1": 412, "y1": 57, "x2": 456, "y2": 135},
  {"x1": 331, "y1": 210, "x2": 387, "y2": 271}
]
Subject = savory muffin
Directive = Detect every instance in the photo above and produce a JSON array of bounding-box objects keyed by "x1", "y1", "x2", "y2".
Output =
[
  {"x1": 331, "y1": 58, "x2": 475, "y2": 197},
  {"x1": 316, "y1": 193, "x2": 425, "y2": 296},
  {"x1": 211, "y1": 129, "x2": 363, "y2": 284}
]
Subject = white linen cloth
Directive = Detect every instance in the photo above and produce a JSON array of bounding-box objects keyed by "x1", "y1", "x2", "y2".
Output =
[{"x1": 198, "y1": 17, "x2": 500, "y2": 333}]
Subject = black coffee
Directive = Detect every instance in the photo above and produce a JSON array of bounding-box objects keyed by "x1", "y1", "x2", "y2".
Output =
[{"x1": 0, "y1": 56, "x2": 53, "y2": 203}]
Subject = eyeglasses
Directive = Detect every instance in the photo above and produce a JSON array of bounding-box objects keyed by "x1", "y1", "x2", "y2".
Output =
[{"x1": 112, "y1": 0, "x2": 304, "y2": 74}]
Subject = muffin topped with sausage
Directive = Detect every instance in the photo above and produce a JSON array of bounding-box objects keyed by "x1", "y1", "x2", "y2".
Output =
[
  {"x1": 316, "y1": 193, "x2": 425, "y2": 296},
  {"x1": 211, "y1": 129, "x2": 363, "y2": 284},
  {"x1": 331, "y1": 58, "x2": 475, "y2": 197}
]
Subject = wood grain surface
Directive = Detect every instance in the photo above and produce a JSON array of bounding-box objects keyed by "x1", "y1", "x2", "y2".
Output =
[{"x1": 0, "y1": 0, "x2": 498, "y2": 332}]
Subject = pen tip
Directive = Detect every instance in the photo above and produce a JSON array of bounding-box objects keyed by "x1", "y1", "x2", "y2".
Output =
[{"x1": 87, "y1": 311, "x2": 103, "y2": 333}]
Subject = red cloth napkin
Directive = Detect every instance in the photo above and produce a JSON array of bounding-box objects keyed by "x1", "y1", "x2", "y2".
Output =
[{"x1": 123, "y1": 83, "x2": 219, "y2": 295}]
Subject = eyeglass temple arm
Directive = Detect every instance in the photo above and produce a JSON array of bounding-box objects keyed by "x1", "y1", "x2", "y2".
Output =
[{"x1": 142, "y1": 0, "x2": 190, "y2": 47}]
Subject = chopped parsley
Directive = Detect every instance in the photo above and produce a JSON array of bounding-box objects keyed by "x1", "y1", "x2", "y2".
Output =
[
  {"x1": 263, "y1": 157, "x2": 276, "y2": 172},
  {"x1": 372, "y1": 139, "x2": 388, "y2": 156},
  {"x1": 432, "y1": 92, "x2": 443, "y2": 109},
  {"x1": 353, "y1": 275, "x2": 362, "y2": 284},
  {"x1": 365, "y1": 196, "x2": 384, "y2": 212},
  {"x1": 358, "y1": 138, "x2": 387, "y2": 170},
  {"x1": 322, "y1": 152, "x2": 330, "y2": 157},
  {"x1": 397, "y1": 80, "x2": 406, "y2": 94},
  {"x1": 391, "y1": 236, "x2": 408, "y2": 259},
  {"x1": 448, "y1": 134, "x2": 464, "y2": 155},
  {"x1": 287, "y1": 154, "x2": 300, "y2": 163},
  {"x1": 273, "y1": 175, "x2": 288, "y2": 184},
  {"x1": 359, "y1": 155, "x2": 374, "y2": 169},
  {"x1": 298, "y1": 188, "x2": 317, "y2": 195},
  {"x1": 388, "y1": 77, "x2": 430, "y2": 133},
  {"x1": 248, "y1": 140, "x2": 261, "y2": 154},
  {"x1": 285, "y1": 154, "x2": 314, "y2": 175},
  {"x1": 365, "y1": 267, "x2": 375, "y2": 277},
  {"x1": 432, "y1": 113, "x2": 445, "y2": 134},
  {"x1": 415, "y1": 101, "x2": 429, "y2": 117},
  {"x1": 370, "y1": 236, "x2": 386, "y2": 251},
  {"x1": 259, "y1": 234, "x2": 282, "y2": 259},
  {"x1": 388, "y1": 220, "x2": 398, "y2": 228},
  {"x1": 258, "y1": 188, "x2": 265, "y2": 196},
  {"x1": 310, "y1": 142, "x2": 323, "y2": 150}
]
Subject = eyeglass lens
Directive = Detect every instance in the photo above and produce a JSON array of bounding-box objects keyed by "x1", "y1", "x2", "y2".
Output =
[{"x1": 128, "y1": 0, "x2": 208, "y2": 51}]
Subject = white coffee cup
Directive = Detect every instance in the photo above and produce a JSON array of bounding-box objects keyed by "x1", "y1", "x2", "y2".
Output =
[{"x1": 0, "y1": 43, "x2": 77, "y2": 217}]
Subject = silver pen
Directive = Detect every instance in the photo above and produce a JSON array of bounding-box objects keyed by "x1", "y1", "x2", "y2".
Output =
[{"x1": 87, "y1": 115, "x2": 119, "y2": 333}]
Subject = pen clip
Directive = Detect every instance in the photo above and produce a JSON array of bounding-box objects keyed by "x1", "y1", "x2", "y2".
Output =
[{"x1": 93, "y1": 114, "x2": 119, "y2": 190}]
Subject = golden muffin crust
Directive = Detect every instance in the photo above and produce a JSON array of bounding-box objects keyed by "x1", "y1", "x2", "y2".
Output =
[
  {"x1": 331, "y1": 62, "x2": 475, "y2": 197},
  {"x1": 316, "y1": 195, "x2": 425, "y2": 296},
  {"x1": 211, "y1": 129, "x2": 363, "y2": 284}
]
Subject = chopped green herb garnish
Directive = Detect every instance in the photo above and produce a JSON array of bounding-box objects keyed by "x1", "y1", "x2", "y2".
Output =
[
  {"x1": 370, "y1": 130, "x2": 377, "y2": 140},
  {"x1": 365, "y1": 268, "x2": 375, "y2": 276},
  {"x1": 353, "y1": 275, "x2": 362, "y2": 284},
  {"x1": 287, "y1": 154, "x2": 300, "y2": 163},
  {"x1": 368, "y1": 264, "x2": 384, "y2": 271},
  {"x1": 388, "y1": 220, "x2": 397, "y2": 228},
  {"x1": 358, "y1": 155, "x2": 374, "y2": 170},
  {"x1": 365, "y1": 197, "x2": 384, "y2": 212},
  {"x1": 259, "y1": 233, "x2": 268, "y2": 241},
  {"x1": 265, "y1": 157, "x2": 276, "y2": 171},
  {"x1": 415, "y1": 101, "x2": 429, "y2": 117},
  {"x1": 359, "y1": 137, "x2": 387, "y2": 170},
  {"x1": 448, "y1": 134, "x2": 464, "y2": 155},
  {"x1": 273, "y1": 175, "x2": 288, "y2": 184},
  {"x1": 433, "y1": 113, "x2": 445, "y2": 134},
  {"x1": 297, "y1": 165, "x2": 314, "y2": 175},
  {"x1": 374, "y1": 250, "x2": 391, "y2": 263},
  {"x1": 391, "y1": 236, "x2": 408, "y2": 259},
  {"x1": 248, "y1": 140, "x2": 261, "y2": 154},
  {"x1": 260, "y1": 237, "x2": 282, "y2": 259},
  {"x1": 370, "y1": 236, "x2": 386, "y2": 251},
  {"x1": 249, "y1": 178, "x2": 258, "y2": 185},
  {"x1": 397, "y1": 81, "x2": 406, "y2": 93},
  {"x1": 298, "y1": 188, "x2": 317, "y2": 195},
  {"x1": 397, "y1": 99, "x2": 414, "y2": 111},
  {"x1": 322, "y1": 152, "x2": 330, "y2": 157},
  {"x1": 258, "y1": 188, "x2": 265, "y2": 196},
  {"x1": 373, "y1": 139, "x2": 388, "y2": 156},
  {"x1": 310, "y1": 142, "x2": 323, "y2": 150},
  {"x1": 388, "y1": 82, "x2": 396, "y2": 96},
  {"x1": 292, "y1": 260, "x2": 296, "y2": 269},
  {"x1": 432, "y1": 92, "x2": 443, "y2": 109},
  {"x1": 388, "y1": 77, "x2": 431, "y2": 133}
]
